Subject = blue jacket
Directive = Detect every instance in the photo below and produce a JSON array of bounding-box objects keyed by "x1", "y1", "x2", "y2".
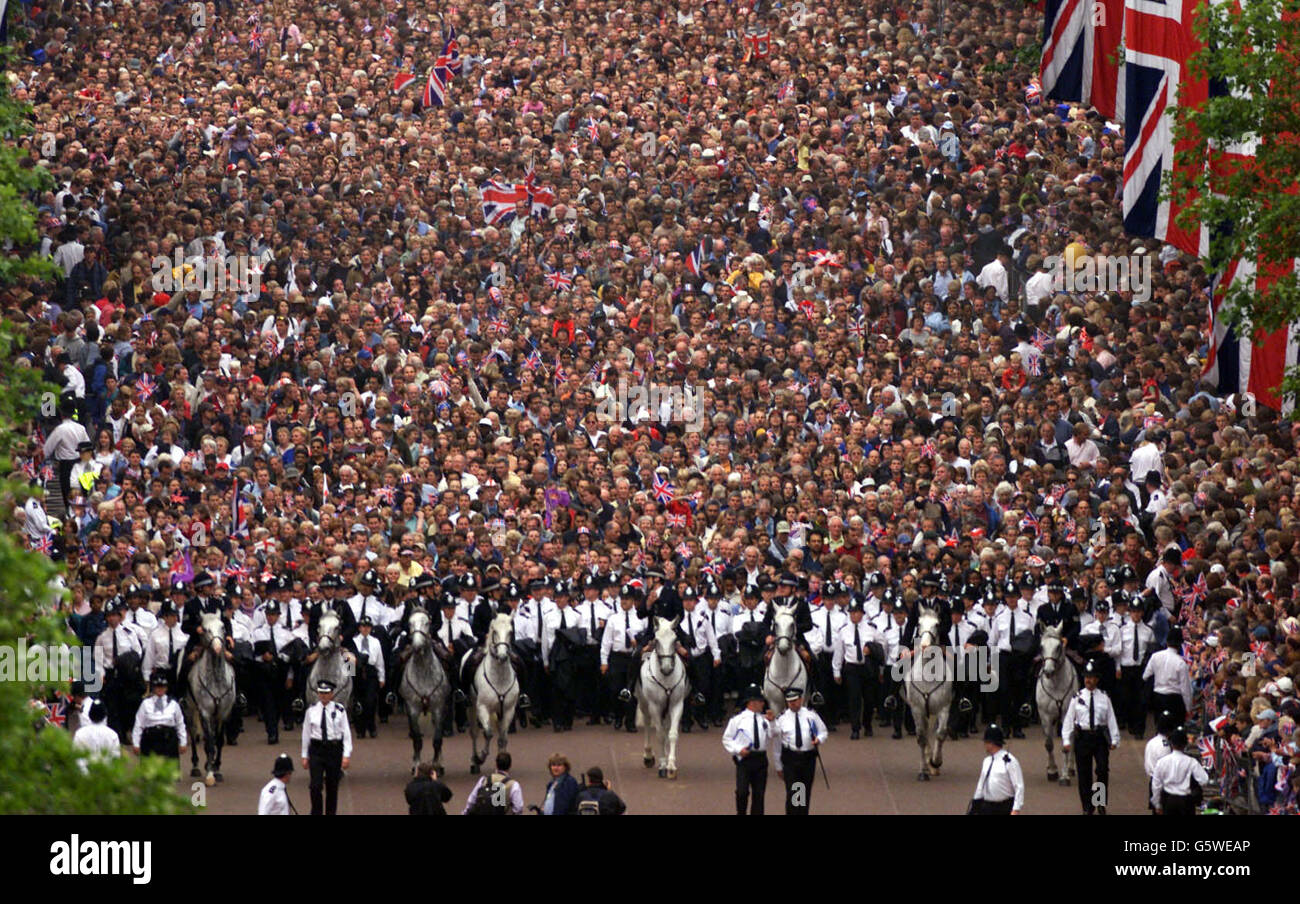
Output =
[{"x1": 544, "y1": 773, "x2": 580, "y2": 815}]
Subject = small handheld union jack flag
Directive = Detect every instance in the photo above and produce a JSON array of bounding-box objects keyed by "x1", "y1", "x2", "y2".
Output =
[
  {"x1": 666, "y1": 512, "x2": 687, "y2": 529},
  {"x1": 848, "y1": 320, "x2": 865, "y2": 339},
  {"x1": 652, "y1": 474, "x2": 675, "y2": 505},
  {"x1": 1019, "y1": 511, "x2": 1040, "y2": 536},
  {"x1": 136, "y1": 373, "x2": 157, "y2": 402},
  {"x1": 524, "y1": 350, "x2": 543, "y2": 371},
  {"x1": 1027, "y1": 355, "x2": 1042, "y2": 377},
  {"x1": 809, "y1": 250, "x2": 840, "y2": 268},
  {"x1": 587, "y1": 117, "x2": 600, "y2": 142},
  {"x1": 545, "y1": 269, "x2": 573, "y2": 291},
  {"x1": 34, "y1": 534, "x2": 54, "y2": 555},
  {"x1": 490, "y1": 317, "x2": 509, "y2": 335},
  {"x1": 45, "y1": 700, "x2": 67, "y2": 727},
  {"x1": 675, "y1": 542, "x2": 692, "y2": 559}
]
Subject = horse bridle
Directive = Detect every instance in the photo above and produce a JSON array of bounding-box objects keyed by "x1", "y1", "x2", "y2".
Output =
[
  {"x1": 1037, "y1": 639, "x2": 1074, "y2": 717},
  {"x1": 482, "y1": 634, "x2": 518, "y2": 719},
  {"x1": 906, "y1": 623, "x2": 947, "y2": 715}
]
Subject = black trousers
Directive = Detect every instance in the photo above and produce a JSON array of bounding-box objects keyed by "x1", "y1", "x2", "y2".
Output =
[
  {"x1": 255, "y1": 661, "x2": 288, "y2": 737},
  {"x1": 781, "y1": 749, "x2": 817, "y2": 815},
  {"x1": 842, "y1": 662, "x2": 868, "y2": 731},
  {"x1": 734, "y1": 754, "x2": 767, "y2": 815},
  {"x1": 1150, "y1": 692, "x2": 1186, "y2": 729},
  {"x1": 607, "y1": 652, "x2": 637, "y2": 726},
  {"x1": 970, "y1": 798, "x2": 1014, "y2": 815},
  {"x1": 950, "y1": 676, "x2": 975, "y2": 734},
  {"x1": 1119, "y1": 666, "x2": 1146, "y2": 734},
  {"x1": 577, "y1": 646, "x2": 602, "y2": 717},
  {"x1": 309, "y1": 740, "x2": 344, "y2": 815},
  {"x1": 1159, "y1": 791, "x2": 1196, "y2": 816},
  {"x1": 549, "y1": 660, "x2": 577, "y2": 729},
  {"x1": 814, "y1": 653, "x2": 839, "y2": 722},
  {"x1": 887, "y1": 674, "x2": 915, "y2": 733},
  {"x1": 1074, "y1": 729, "x2": 1111, "y2": 813},
  {"x1": 710, "y1": 656, "x2": 734, "y2": 722},
  {"x1": 356, "y1": 665, "x2": 379, "y2": 735},
  {"x1": 139, "y1": 725, "x2": 179, "y2": 761},
  {"x1": 997, "y1": 652, "x2": 1030, "y2": 730},
  {"x1": 687, "y1": 654, "x2": 712, "y2": 724}
]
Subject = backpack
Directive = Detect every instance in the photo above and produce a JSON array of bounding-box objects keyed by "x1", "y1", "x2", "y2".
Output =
[
  {"x1": 576, "y1": 797, "x2": 602, "y2": 816},
  {"x1": 467, "y1": 774, "x2": 516, "y2": 815}
]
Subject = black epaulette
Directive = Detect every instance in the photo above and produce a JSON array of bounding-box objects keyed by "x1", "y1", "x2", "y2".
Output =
[{"x1": 1002, "y1": 754, "x2": 1011, "y2": 764}]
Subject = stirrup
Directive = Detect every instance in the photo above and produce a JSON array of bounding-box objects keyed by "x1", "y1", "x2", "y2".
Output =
[
  {"x1": 1018, "y1": 702, "x2": 1034, "y2": 720},
  {"x1": 385, "y1": 692, "x2": 398, "y2": 708},
  {"x1": 692, "y1": 692, "x2": 707, "y2": 707},
  {"x1": 883, "y1": 694, "x2": 898, "y2": 711},
  {"x1": 517, "y1": 694, "x2": 532, "y2": 709},
  {"x1": 291, "y1": 697, "x2": 305, "y2": 713},
  {"x1": 618, "y1": 688, "x2": 632, "y2": 702},
  {"x1": 236, "y1": 693, "x2": 249, "y2": 716},
  {"x1": 810, "y1": 691, "x2": 825, "y2": 707},
  {"x1": 958, "y1": 696, "x2": 974, "y2": 713},
  {"x1": 453, "y1": 689, "x2": 467, "y2": 704}
]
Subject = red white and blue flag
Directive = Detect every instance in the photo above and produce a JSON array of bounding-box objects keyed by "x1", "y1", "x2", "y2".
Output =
[
  {"x1": 545, "y1": 269, "x2": 573, "y2": 291},
  {"x1": 481, "y1": 179, "x2": 529, "y2": 224},
  {"x1": 523, "y1": 165, "x2": 554, "y2": 217},
  {"x1": 652, "y1": 474, "x2": 675, "y2": 505},
  {"x1": 423, "y1": 26, "x2": 462, "y2": 108},
  {"x1": 1203, "y1": 256, "x2": 1300, "y2": 414},
  {"x1": 686, "y1": 238, "x2": 707, "y2": 277},
  {"x1": 1039, "y1": 0, "x2": 1123, "y2": 117}
]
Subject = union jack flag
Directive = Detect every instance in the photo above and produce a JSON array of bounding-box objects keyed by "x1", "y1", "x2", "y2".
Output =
[
  {"x1": 392, "y1": 71, "x2": 419, "y2": 93},
  {"x1": 136, "y1": 373, "x2": 157, "y2": 402},
  {"x1": 545, "y1": 270, "x2": 573, "y2": 291},
  {"x1": 523, "y1": 166, "x2": 554, "y2": 217},
  {"x1": 524, "y1": 350, "x2": 543, "y2": 371},
  {"x1": 33, "y1": 534, "x2": 54, "y2": 555},
  {"x1": 652, "y1": 474, "x2": 675, "y2": 505},
  {"x1": 1197, "y1": 736, "x2": 1216, "y2": 768},
  {"x1": 45, "y1": 700, "x2": 67, "y2": 727},
  {"x1": 423, "y1": 26, "x2": 462, "y2": 108},
  {"x1": 1019, "y1": 511, "x2": 1040, "y2": 536},
  {"x1": 481, "y1": 179, "x2": 529, "y2": 225},
  {"x1": 667, "y1": 512, "x2": 687, "y2": 529},
  {"x1": 777, "y1": 80, "x2": 794, "y2": 101},
  {"x1": 553, "y1": 359, "x2": 567, "y2": 386},
  {"x1": 798, "y1": 298, "x2": 817, "y2": 321},
  {"x1": 1063, "y1": 519, "x2": 1078, "y2": 544},
  {"x1": 809, "y1": 250, "x2": 841, "y2": 268},
  {"x1": 587, "y1": 117, "x2": 600, "y2": 142},
  {"x1": 223, "y1": 563, "x2": 248, "y2": 581},
  {"x1": 1027, "y1": 354, "x2": 1042, "y2": 377},
  {"x1": 685, "y1": 238, "x2": 707, "y2": 277},
  {"x1": 848, "y1": 320, "x2": 866, "y2": 339},
  {"x1": 490, "y1": 317, "x2": 509, "y2": 334},
  {"x1": 920, "y1": 439, "x2": 937, "y2": 459},
  {"x1": 675, "y1": 542, "x2": 692, "y2": 559},
  {"x1": 249, "y1": 29, "x2": 263, "y2": 52},
  {"x1": 375, "y1": 485, "x2": 397, "y2": 505},
  {"x1": 704, "y1": 554, "x2": 724, "y2": 577},
  {"x1": 1033, "y1": 328, "x2": 1053, "y2": 351}
]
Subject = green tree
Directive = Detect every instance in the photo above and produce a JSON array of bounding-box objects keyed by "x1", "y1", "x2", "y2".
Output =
[
  {"x1": 0, "y1": 44, "x2": 188, "y2": 814},
  {"x1": 1171, "y1": 0, "x2": 1300, "y2": 407}
]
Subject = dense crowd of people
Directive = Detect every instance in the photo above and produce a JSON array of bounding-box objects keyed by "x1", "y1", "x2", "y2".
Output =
[{"x1": 7, "y1": 0, "x2": 1299, "y2": 814}]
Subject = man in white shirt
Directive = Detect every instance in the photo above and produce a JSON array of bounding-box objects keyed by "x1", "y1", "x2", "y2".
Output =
[
  {"x1": 1061, "y1": 661, "x2": 1121, "y2": 815},
  {"x1": 723, "y1": 684, "x2": 775, "y2": 816},
  {"x1": 771, "y1": 687, "x2": 826, "y2": 815},
  {"x1": 301, "y1": 679, "x2": 353, "y2": 815},
  {"x1": 1143, "y1": 628, "x2": 1193, "y2": 726},
  {"x1": 1129, "y1": 433, "x2": 1165, "y2": 484},
  {"x1": 970, "y1": 724, "x2": 1024, "y2": 814},
  {"x1": 257, "y1": 754, "x2": 296, "y2": 815},
  {"x1": 976, "y1": 249, "x2": 1011, "y2": 304},
  {"x1": 1151, "y1": 728, "x2": 1209, "y2": 815},
  {"x1": 73, "y1": 700, "x2": 121, "y2": 770}
]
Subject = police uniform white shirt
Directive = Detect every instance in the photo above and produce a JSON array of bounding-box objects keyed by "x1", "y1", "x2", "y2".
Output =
[
  {"x1": 1094, "y1": 617, "x2": 1122, "y2": 658},
  {"x1": 599, "y1": 606, "x2": 646, "y2": 665},
  {"x1": 122, "y1": 606, "x2": 157, "y2": 641},
  {"x1": 255, "y1": 598, "x2": 302, "y2": 632},
  {"x1": 250, "y1": 620, "x2": 296, "y2": 661},
  {"x1": 723, "y1": 708, "x2": 773, "y2": 759},
  {"x1": 541, "y1": 606, "x2": 582, "y2": 666},
  {"x1": 301, "y1": 700, "x2": 353, "y2": 758},
  {"x1": 1117, "y1": 617, "x2": 1155, "y2": 667},
  {"x1": 1150, "y1": 750, "x2": 1208, "y2": 807},
  {"x1": 772, "y1": 706, "x2": 827, "y2": 767},
  {"x1": 141, "y1": 623, "x2": 189, "y2": 679},
  {"x1": 1076, "y1": 609, "x2": 1096, "y2": 633},
  {"x1": 703, "y1": 601, "x2": 733, "y2": 641},
  {"x1": 810, "y1": 605, "x2": 847, "y2": 657},
  {"x1": 972, "y1": 748, "x2": 1025, "y2": 810},
  {"x1": 288, "y1": 597, "x2": 311, "y2": 642},
  {"x1": 1144, "y1": 565, "x2": 1176, "y2": 613},
  {"x1": 347, "y1": 592, "x2": 385, "y2": 625},
  {"x1": 970, "y1": 607, "x2": 997, "y2": 634},
  {"x1": 438, "y1": 614, "x2": 473, "y2": 650},
  {"x1": 257, "y1": 776, "x2": 292, "y2": 815},
  {"x1": 573, "y1": 597, "x2": 611, "y2": 646},
  {"x1": 681, "y1": 606, "x2": 721, "y2": 660},
  {"x1": 524, "y1": 595, "x2": 556, "y2": 638},
  {"x1": 131, "y1": 694, "x2": 188, "y2": 748},
  {"x1": 229, "y1": 609, "x2": 254, "y2": 643},
  {"x1": 1030, "y1": 586, "x2": 1049, "y2": 614},
  {"x1": 94, "y1": 623, "x2": 142, "y2": 678},
  {"x1": 1144, "y1": 734, "x2": 1173, "y2": 777},
  {"x1": 862, "y1": 592, "x2": 885, "y2": 620},
  {"x1": 736, "y1": 602, "x2": 769, "y2": 628},
  {"x1": 947, "y1": 619, "x2": 977, "y2": 663},
  {"x1": 993, "y1": 607, "x2": 1032, "y2": 653},
  {"x1": 1061, "y1": 686, "x2": 1121, "y2": 746},
  {"x1": 868, "y1": 608, "x2": 893, "y2": 634},
  {"x1": 882, "y1": 618, "x2": 911, "y2": 665},
  {"x1": 1142, "y1": 648, "x2": 1193, "y2": 710},
  {"x1": 353, "y1": 633, "x2": 386, "y2": 683},
  {"x1": 833, "y1": 619, "x2": 883, "y2": 676},
  {"x1": 73, "y1": 720, "x2": 122, "y2": 761}
]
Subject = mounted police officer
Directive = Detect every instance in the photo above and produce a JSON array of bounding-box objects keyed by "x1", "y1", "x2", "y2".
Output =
[
  {"x1": 678, "y1": 585, "x2": 720, "y2": 733},
  {"x1": 435, "y1": 593, "x2": 474, "y2": 733},
  {"x1": 141, "y1": 600, "x2": 188, "y2": 697}
]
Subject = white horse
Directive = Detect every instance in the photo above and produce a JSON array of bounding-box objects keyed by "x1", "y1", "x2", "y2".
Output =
[
  {"x1": 187, "y1": 613, "x2": 235, "y2": 787},
  {"x1": 1035, "y1": 625, "x2": 1079, "y2": 785},
  {"x1": 638, "y1": 616, "x2": 688, "y2": 779},
  {"x1": 903, "y1": 607, "x2": 953, "y2": 781},
  {"x1": 398, "y1": 607, "x2": 449, "y2": 775},
  {"x1": 307, "y1": 610, "x2": 353, "y2": 714},
  {"x1": 762, "y1": 603, "x2": 809, "y2": 716},
  {"x1": 468, "y1": 614, "x2": 519, "y2": 774}
]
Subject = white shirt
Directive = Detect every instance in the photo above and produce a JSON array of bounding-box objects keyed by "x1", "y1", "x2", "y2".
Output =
[
  {"x1": 95, "y1": 623, "x2": 142, "y2": 680},
  {"x1": 1145, "y1": 565, "x2": 1177, "y2": 612},
  {"x1": 1061, "y1": 687, "x2": 1121, "y2": 746},
  {"x1": 810, "y1": 605, "x2": 846, "y2": 657},
  {"x1": 1144, "y1": 734, "x2": 1173, "y2": 777},
  {"x1": 1150, "y1": 750, "x2": 1209, "y2": 806},
  {"x1": 257, "y1": 777, "x2": 293, "y2": 815},
  {"x1": 131, "y1": 694, "x2": 188, "y2": 748},
  {"x1": 973, "y1": 749, "x2": 1025, "y2": 810},
  {"x1": 1129, "y1": 441, "x2": 1164, "y2": 484},
  {"x1": 541, "y1": 607, "x2": 584, "y2": 667},
  {"x1": 1024, "y1": 269, "x2": 1054, "y2": 308},
  {"x1": 572, "y1": 598, "x2": 611, "y2": 646},
  {"x1": 1142, "y1": 648, "x2": 1193, "y2": 709},
  {"x1": 141, "y1": 623, "x2": 188, "y2": 679},
  {"x1": 993, "y1": 607, "x2": 1033, "y2": 653},
  {"x1": 43, "y1": 419, "x2": 92, "y2": 462},
  {"x1": 301, "y1": 700, "x2": 353, "y2": 758},
  {"x1": 353, "y1": 633, "x2": 386, "y2": 684},
  {"x1": 73, "y1": 720, "x2": 122, "y2": 766},
  {"x1": 723, "y1": 708, "x2": 773, "y2": 758},
  {"x1": 681, "y1": 607, "x2": 721, "y2": 660},
  {"x1": 1117, "y1": 617, "x2": 1155, "y2": 667},
  {"x1": 703, "y1": 603, "x2": 733, "y2": 640},
  {"x1": 832, "y1": 619, "x2": 881, "y2": 675},
  {"x1": 772, "y1": 706, "x2": 827, "y2": 764},
  {"x1": 599, "y1": 606, "x2": 646, "y2": 665},
  {"x1": 976, "y1": 259, "x2": 1008, "y2": 302}
]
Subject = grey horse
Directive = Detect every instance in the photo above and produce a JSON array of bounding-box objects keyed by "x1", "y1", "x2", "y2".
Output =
[
  {"x1": 762, "y1": 604, "x2": 809, "y2": 716},
  {"x1": 306, "y1": 610, "x2": 354, "y2": 714},
  {"x1": 903, "y1": 608, "x2": 954, "y2": 781},
  {"x1": 398, "y1": 607, "x2": 450, "y2": 775},
  {"x1": 638, "y1": 616, "x2": 688, "y2": 779},
  {"x1": 187, "y1": 612, "x2": 235, "y2": 786},
  {"x1": 468, "y1": 614, "x2": 519, "y2": 774},
  {"x1": 1035, "y1": 625, "x2": 1079, "y2": 785}
]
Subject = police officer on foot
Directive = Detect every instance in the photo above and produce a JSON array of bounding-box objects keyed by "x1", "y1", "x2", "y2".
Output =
[
  {"x1": 131, "y1": 670, "x2": 188, "y2": 774},
  {"x1": 301, "y1": 679, "x2": 353, "y2": 815},
  {"x1": 258, "y1": 754, "x2": 297, "y2": 815},
  {"x1": 1062, "y1": 660, "x2": 1121, "y2": 814},
  {"x1": 723, "y1": 683, "x2": 774, "y2": 815},
  {"x1": 1150, "y1": 726, "x2": 1209, "y2": 815},
  {"x1": 969, "y1": 725, "x2": 1024, "y2": 815},
  {"x1": 774, "y1": 687, "x2": 826, "y2": 815}
]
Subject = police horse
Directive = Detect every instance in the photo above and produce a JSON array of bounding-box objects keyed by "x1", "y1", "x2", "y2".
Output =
[
  {"x1": 762, "y1": 604, "x2": 809, "y2": 716},
  {"x1": 307, "y1": 611, "x2": 354, "y2": 714},
  {"x1": 187, "y1": 613, "x2": 236, "y2": 786},
  {"x1": 903, "y1": 607, "x2": 954, "y2": 781},
  {"x1": 398, "y1": 607, "x2": 450, "y2": 774},
  {"x1": 468, "y1": 614, "x2": 519, "y2": 774},
  {"x1": 1034, "y1": 625, "x2": 1079, "y2": 785},
  {"x1": 638, "y1": 616, "x2": 688, "y2": 779}
]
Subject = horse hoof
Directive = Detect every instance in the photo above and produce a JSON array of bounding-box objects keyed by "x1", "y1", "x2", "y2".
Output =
[
  {"x1": 643, "y1": 756, "x2": 655, "y2": 768},
  {"x1": 667, "y1": 769, "x2": 678, "y2": 780},
  {"x1": 214, "y1": 773, "x2": 224, "y2": 783},
  {"x1": 658, "y1": 768, "x2": 667, "y2": 778},
  {"x1": 470, "y1": 763, "x2": 479, "y2": 774},
  {"x1": 205, "y1": 774, "x2": 215, "y2": 787},
  {"x1": 1047, "y1": 772, "x2": 1059, "y2": 783},
  {"x1": 917, "y1": 772, "x2": 930, "y2": 781},
  {"x1": 190, "y1": 768, "x2": 201, "y2": 778},
  {"x1": 1059, "y1": 777, "x2": 1072, "y2": 787}
]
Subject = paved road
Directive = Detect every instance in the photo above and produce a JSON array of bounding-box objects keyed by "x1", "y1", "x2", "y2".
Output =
[{"x1": 192, "y1": 712, "x2": 1153, "y2": 815}]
